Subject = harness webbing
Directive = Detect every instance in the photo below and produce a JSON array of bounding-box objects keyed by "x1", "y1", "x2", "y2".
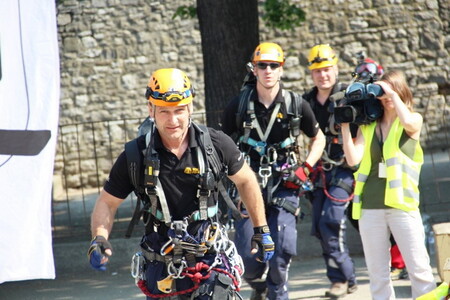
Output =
[{"x1": 124, "y1": 120, "x2": 241, "y2": 238}]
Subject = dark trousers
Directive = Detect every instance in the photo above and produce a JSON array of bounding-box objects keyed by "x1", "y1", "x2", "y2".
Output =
[
  {"x1": 310, "y1": 167, "x2": 356, "y2": 285},
  {"x1": 234, "y1": 188, "x2": 298, "y2": 300}
]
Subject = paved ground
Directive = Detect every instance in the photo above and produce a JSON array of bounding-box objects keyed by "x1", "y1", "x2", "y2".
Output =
[
  {"x1": 0, "y1": 230, "x2": 441, "y2": 300},
  {"x1": 1, "y1": 151, "x2": 447, "y2": 299}
]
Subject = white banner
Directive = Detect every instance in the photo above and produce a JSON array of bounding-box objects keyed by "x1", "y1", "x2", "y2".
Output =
[{"x1": 0, "y1": 0, "x2": 60, "y2": 283}]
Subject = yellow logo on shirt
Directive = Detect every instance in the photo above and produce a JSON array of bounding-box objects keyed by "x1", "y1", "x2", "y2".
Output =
[{"x1": 184, "y1": 167, "x2": 200, "y2": 174}]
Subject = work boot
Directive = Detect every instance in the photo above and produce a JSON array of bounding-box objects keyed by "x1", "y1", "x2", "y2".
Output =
[
  {"x1": 347, "y1": 282, "x2": 358, "y2": 294},
  {"x1": 325, "y1": 282, "x2": 348, "y2": 298},
  {"x1": 250, "y1": 288, "x2": 267, "y2": 300}
]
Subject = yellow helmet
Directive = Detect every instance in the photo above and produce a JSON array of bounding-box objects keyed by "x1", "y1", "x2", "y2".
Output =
[
  {"x1": 252, "y1": 42, "x2": 285, "y2": 64},
  {"x1": 307, "y1": 44, "x2": 338, "y2": 70},
  {"x1": 145, "y1": 68, "x2": 195, "y2": 106}
]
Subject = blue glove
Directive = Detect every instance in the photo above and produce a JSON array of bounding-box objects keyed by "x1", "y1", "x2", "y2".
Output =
[
  {"x1": 87, "y1": 235, "x2": 112, "y2": 271},
  {"x1": 251, "y1": 225, "x2": 275, "y2": 262}
]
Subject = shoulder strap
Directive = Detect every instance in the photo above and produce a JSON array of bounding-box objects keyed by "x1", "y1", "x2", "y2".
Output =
[
  {"x1": 193, "y1": 123, "x2": 223, "y2": 178},
  {"x1": 124, "y1": 137, "x2": 146, "y2": 238},
  {"x1": 235, "y1": 85, "x2": 254, "y2": 131},
  {"x1": 193, "y1": 123, "x2": 243, "y2": 220},
  {"x1": 285, "y1": 90, "x2": 303, "y2": 137}
]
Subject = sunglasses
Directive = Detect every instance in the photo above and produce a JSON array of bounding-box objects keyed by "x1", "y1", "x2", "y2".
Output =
[
  {"x1": 256, "y1": 62, "x2": 281, "y2": 70},
  {"x1": 145, "y1": 88, "x2": 193, "y2": 102},
  {"x1": 355, "y1": 63, "x2": 378, "y2": 75}
]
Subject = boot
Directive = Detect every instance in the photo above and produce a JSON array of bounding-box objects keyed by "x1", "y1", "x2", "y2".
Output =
[
  {"x1": 325, "y1": 282, "x2": 348, "y2": 298},
  {"x1": 250, "y1": 288, "x2": 267, "y2": 300}
]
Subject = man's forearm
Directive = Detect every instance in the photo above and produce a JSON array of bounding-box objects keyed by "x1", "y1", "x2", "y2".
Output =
[
  {"x1": 90, "y1": 190, "x2": 121, "y2": 239},
  {"x1": 237, "y1": 180, "x2": 267, "y2": 228},
  {"x1": 305, "y1": 129, "x2": 326, "y2": 166}
]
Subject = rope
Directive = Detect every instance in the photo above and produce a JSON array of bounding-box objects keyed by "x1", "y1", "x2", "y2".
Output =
[
  {"x1": 137, "y1": 262, "x2": 240, "y2": 298},
  {"x1": 307, "y1": 163, "x2": 354, "y2": 203}
]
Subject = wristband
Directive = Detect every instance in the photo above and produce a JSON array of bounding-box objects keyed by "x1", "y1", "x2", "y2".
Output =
[
  {"x1": 253, "y1": 225, "x2": 270, "y2": 234},
  {"x1": 302, "y1": 162, "x2": 314, "y2": 176}
]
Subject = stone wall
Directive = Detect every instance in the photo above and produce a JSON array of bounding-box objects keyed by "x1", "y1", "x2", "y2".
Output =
[{"x1": 55, "y1": 0, "x2": 449, "y2": 190}]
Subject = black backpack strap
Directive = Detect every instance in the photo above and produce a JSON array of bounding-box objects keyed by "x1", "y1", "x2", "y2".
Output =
[
  {"x1": 124, "y1": 138, "x2": 145, "y2": 238},
  {"x1": 195, "y1": 124, "x2": 223, "y2": 178},
  {"x1": 285, "y1": 90, "x2": 303, "y2": 138},
  {"x1": 234, "y1": 85, "x2": 255, "y2": 143},
  {"x1": 194, "y1": 123, "x2": 242, "y2": 221}
]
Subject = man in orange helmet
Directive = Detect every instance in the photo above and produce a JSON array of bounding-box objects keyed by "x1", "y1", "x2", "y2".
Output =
[
  {"x1": 89, "y1": 68, "x2": 274, "y2": 299},
  {"x1": 222, "y1": 42, "x2": 325, "y2": 300},
  {"x1": 302, "y1": 44, "x2": 358, "y2": 298}
]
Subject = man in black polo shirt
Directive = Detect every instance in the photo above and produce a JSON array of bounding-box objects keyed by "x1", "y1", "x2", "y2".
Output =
[
  {"x1": 222, "y1": 42, "x2": 325, "y2": 300},
  {"x1": 88, "y1": 68, "x2": 274, "y2": 299},
  {"x1": 302, "y1": 44, "x2": 358, "y2": 298}
]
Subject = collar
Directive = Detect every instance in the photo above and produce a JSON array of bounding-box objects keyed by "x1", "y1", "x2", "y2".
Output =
[
  {"x1": 153, "y1": 125, "x2": 198, "y2": 151},
  {"x1": 250, "y1": 85, "x2": 284, "y2": 105}
]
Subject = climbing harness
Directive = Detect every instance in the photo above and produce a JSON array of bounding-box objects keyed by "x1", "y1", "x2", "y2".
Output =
[{"x1": 131, "y1": 219, "x2": 244, "y2": 298}]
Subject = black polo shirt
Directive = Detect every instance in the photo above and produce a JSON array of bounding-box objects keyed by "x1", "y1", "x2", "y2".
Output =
[
  {"x1": 104, "y1": 126, "x2": 244, "y2": 220},
  {"x1": 221, "y1": 86, "x2": 319, "y2": 167},
  {"x1": 302, "y1": 83, "x2": 358, "y2": 160}
]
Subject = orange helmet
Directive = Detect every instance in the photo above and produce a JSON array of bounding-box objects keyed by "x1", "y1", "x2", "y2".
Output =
[
  {"x1": 252, "y1": 42, "x2": 285, "y2": 64},
  {"x1": 307, "y1": 44, "x2": 338, "y2": 70},
  {"x1": 145, "y1": 68, "x2": 195, "y2": 107}
]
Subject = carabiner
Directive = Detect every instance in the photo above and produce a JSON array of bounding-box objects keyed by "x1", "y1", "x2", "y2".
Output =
[
  {"x1": 131, "y1": 252, "x2": 145, "y2": 279},
  {"x1": 160, "y1": 238, "x2": 175, "y2": 256}
]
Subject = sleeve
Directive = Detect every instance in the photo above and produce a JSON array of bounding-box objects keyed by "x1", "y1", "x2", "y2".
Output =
[
  {"x1": 103, "y1": 150, "x2": 135, "y2": 199},
  {"x1": 210, "y1": 128, "x2": 245, "y2": 176},
  {"x1": 299, "y1": 99, "x2": 320, "y2": 138}
]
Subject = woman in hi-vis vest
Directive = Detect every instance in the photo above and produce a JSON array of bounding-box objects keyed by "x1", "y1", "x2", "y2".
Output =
[{"x1": 340, "y1": 70, "x2": 436, "y2": 300}]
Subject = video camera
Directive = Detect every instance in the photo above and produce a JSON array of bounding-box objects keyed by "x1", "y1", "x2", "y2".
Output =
[{"x1": 333, "y1": 82, "x2": 384, "y2": 125}]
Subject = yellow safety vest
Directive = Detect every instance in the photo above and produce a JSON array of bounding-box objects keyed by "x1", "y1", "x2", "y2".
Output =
[{"x1": 352, "y1": 118, "x2": 423, "y2": 220}]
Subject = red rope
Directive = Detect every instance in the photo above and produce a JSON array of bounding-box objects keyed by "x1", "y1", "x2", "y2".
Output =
[
  {"x1": 308, "y1": 164, "x2": 354, "y2": 203},
  {"x1": 136, "y1": 262, "x2": 240, "y2": 298}
]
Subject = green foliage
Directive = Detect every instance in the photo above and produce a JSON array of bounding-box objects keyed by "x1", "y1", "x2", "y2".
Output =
[
  {"x1": 263, "y1": 0, "x2": 305, "y2": 30},
  {"x1": 172, "y1": 1, "x2": 305, "y2": 31},
  {"x1": 172, "y1": 5, "x2": 197, "y2": 20}
]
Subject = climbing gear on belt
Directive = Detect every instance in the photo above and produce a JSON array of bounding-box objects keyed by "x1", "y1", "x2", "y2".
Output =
[
  {"x1": 132, "y1": 220, "x2": 244, "y2": 298},
  {"x1": 305, "y1": 161, "x2": 354, "y2": 202}
]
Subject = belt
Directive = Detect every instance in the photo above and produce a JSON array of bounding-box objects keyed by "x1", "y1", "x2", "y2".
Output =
[{"x1": 268, "y1": 197, "x2": 300, "y2": 216}]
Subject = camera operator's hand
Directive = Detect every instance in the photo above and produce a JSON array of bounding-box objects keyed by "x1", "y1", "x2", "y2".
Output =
[
  {"x1": 251, "y1": 225, "x2": 275, "y2": 262},
  {"x1": 283, "y1": 162, "x2": 313, "y2": 189},
  {"x1": 88, "y1": 235, "x2": 112, "y2": 271},
  {"x1": 375, "y1": 81, "x2": 396, "y2": 99}
]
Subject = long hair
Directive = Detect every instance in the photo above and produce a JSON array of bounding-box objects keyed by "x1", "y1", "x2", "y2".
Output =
[{"x1": 380, "y1": 70, "x2": 414, "y2": 112}]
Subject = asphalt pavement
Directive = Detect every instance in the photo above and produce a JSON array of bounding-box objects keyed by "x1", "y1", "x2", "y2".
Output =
[{"x1": 0, "y1": 223, "x2": 441, "y2": 300}]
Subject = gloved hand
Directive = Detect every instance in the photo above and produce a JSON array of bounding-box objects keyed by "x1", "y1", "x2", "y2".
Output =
[
  {"x1": 251, "y1": 225, "x2": 275, "y2": 262},
  {"x1": 87, "y1": 235, "x2": 112, "y2": 271},
  {"x1": 284, "y1": 162, "x2": 313, "y2": 189}
]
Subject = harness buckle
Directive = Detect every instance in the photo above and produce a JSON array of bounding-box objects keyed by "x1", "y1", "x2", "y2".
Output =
[
  {"x1": 171, "y1": 220, "x2": 188, "y2": 236},
  {"x1": 254, "y1": 141, "x2": 266, "y2": 156},
  {"x1": 197, "y1": 189, "x2": 211, "y2": 198},
  {"x1": 145, "y1": 187, "x2": 157, "y2": 196},
  {"x1": 243, "y1": 120, "x2": 253, "y2": 130},
  {"x1": 287, "y1": 151, "x2": 298, "y2": 165},
  {"x1": 267, "y1": 147, "x2": 277, "y2": 164},
  {"x1": 258, "y1": 155, "x2": 272, "y2": 188}
]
